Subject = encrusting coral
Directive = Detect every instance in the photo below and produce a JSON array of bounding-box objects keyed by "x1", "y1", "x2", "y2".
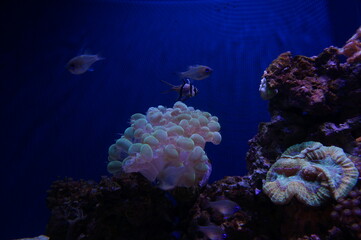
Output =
[
  {"x1": 263, "y1": 141, "x2": 359, "y2": 206},
  {"x1": 107, "y1": 101, "x2": 222, "y2": 190},
  {"x1": 259, "y1": 77, "x2": 278, "y2": 100}
]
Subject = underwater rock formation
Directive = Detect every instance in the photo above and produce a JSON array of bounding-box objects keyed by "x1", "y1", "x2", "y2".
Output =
[
  {"x1": 46, "y1": 27, "x2": 361, "y2": 240},
  {"x1": 107, "y1": 101, "x2": 221, "y2": 190},
  {"x1": 46, "y1": 174, "x2": 200, "y2": 240},
  {"x1": 249, "y1": 32, "x2": 361, "y2": 183},
  {"x1": 246, "y1": 26, "x2": 361, "y2": 239},
  {"x1": 340, "y1": 26, "x2": 361, "y2": 64}
]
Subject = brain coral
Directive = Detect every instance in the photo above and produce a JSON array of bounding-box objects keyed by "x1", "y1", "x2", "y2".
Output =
[
  {"x1": 263, "y1": 141, "x2": 359, "y2": 206},
  {"x1": 107, "y1": 101, "x2": 222, "y2": 190}
]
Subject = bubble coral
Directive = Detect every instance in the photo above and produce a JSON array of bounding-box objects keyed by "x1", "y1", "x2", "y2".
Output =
[
  {"x1": 263, "y1": 141, "x2": 359, "y2": 206},
  {"x1": 107, "y1": 101, "x2": 222, "y2": 190}
]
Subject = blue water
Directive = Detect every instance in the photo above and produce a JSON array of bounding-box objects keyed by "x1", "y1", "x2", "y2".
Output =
[{"x1": 1, "y1": 0, "x2": 360, "y2": 239}]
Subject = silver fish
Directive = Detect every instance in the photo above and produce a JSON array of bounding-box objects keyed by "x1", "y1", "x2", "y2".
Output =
[
  {"x1": 208, "y1": 198, "x2": 240, "y2": 218},
  {"x1": 198, "y1": 224, "x2": 227, "y2": 240},
  {"x1": 66, "y1": 54, "x2": 104, "y2": 75},
  {"x1": 14, "y1": 235, "x2": 49, "y2": 240},
  {"x1": 180, "y1": 65, "x2": 213, "y2": 80}
]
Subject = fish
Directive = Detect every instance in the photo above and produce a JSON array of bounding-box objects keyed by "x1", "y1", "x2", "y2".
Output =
[
  {"x1": 198, "y1": 224, "x2": 227, "y2": 240},
  {"x1": 161, "y1": 79, "x2": 199, "y2": 102},
  {"x1": 14, "y1": 235, "x2": 49, "y2": 240},
  {"x1": 179, "y1": 65, "x2": 213, "y2": 80},
  {"x1": 66, "y1": 54, "x2": 104, "y2": 75},
  {"x1": 207, "y1": 198, "x2": 240, "y2": 219}
]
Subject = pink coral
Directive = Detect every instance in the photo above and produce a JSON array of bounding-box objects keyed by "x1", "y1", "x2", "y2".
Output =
[{"x1": 107, "y1": 101, "x2": 221, "y2": 190}]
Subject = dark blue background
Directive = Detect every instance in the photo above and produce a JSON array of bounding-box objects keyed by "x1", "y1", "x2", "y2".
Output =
[{"x1": 1, "y1": 0, "x2": 360, "y2": 239}]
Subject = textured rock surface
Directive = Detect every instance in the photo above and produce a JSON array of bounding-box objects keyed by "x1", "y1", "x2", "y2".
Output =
[
  {"x1": 46, "y1": 174, "x2": 199, "y2": 240},
  {"x1": 248, "y1": 44, "x2": 361, "y2": 184}
]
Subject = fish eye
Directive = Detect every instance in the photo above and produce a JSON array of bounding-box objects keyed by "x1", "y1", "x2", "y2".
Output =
[{"x1": 205, "y1": 68, "x2": 210, "y2": 72}]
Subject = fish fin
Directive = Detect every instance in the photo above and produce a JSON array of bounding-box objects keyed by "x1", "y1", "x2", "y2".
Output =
[
  {"x1": 83, "y1": 49, "x2": 93, "y2": 55},
  {"x1": 96, "y1": 53, "x2": 105, "y2": 61},
  {"x1": 160, "y1": 80, "x2": 176, "y2": 87},
  {"x1": 188, "y1": 64, "x2": 201, "y2": 69},
  {"x1": 76, "y1": 42, "x2": 89, "y2": 55}
]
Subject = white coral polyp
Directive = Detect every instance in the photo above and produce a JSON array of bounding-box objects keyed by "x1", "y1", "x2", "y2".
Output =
[{"x1": 107, "y1": 101, "x2": 221, "y2": 190}]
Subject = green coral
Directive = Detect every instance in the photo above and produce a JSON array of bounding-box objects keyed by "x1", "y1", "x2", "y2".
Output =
[{"x1": 263, "y1": 141, "x2": 359, "y2": 206}]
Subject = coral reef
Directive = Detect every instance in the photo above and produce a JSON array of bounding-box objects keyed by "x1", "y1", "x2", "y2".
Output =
[
  {"x1": 340, "y1": 26, "x2": 361, "y2": 63},
  {"x1": 45, "y1": 27, "x2": 361, "y2": 240},
  {"x1": 46, "y1": 174, "x2": 199, "y2": 240},
  {"x1": 263, "y1": 141, "x2": 359, "y2": 206},
  {"x1": 259, "y1": 77, "x2": 278, "y2": 100},
  {"x1": 331, "y1": 182, "x2": 361, "y2": 239},
  {"x1": 107, "y1": 101, "x2": 221, "y2": 190},
  {"x1": 248, "y1": 39, "x2": 361, "y2": 183}
]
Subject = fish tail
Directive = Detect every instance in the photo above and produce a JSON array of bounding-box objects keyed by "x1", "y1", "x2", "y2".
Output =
[{"x1": 96, "y1": 54, "x2": 105, "y2": 61}]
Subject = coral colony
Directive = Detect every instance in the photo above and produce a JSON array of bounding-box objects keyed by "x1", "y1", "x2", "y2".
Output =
[
  {"x1": 263, "y1": 141, "x2": 359, "y2": 206},
  {"x1": 44, "y1": 27, "x2": 361, "y2": 240},
  {"x1": 107, "y1": 101, "x2": 222, "y2": 190}
]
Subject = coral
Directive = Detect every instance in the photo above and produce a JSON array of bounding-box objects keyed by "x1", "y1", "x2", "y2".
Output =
[
  {"x1": 262, "y1": 48, "x2": 346, "y2": 116},
  {"x1": 263, "y1": 141, "x2": 359, "y2": 206},
  {"x1": 340, "y1": 26, "x2": 361, "y2": 63},
  {"x1": 46, "y1": 174, "x2": 200, "y2": 240},
  {"x1": 107, "y1": 101, "x2": 221, "y2": 190},
  {"x1": 188, "y1": 176, "x2": 279, "y2": 240},
  {"x1": 246, "y1": 31, "x2": 361, "y2": 179},
  {"x1": 331, "y1": 183, "x2": 361, "y2": 239},
  {"x1": 259, "y1": 77, "x2": 278, "y2": 100},
  {"x1": 45, "y1": 26, "x2": 361, "y2": 240}
]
